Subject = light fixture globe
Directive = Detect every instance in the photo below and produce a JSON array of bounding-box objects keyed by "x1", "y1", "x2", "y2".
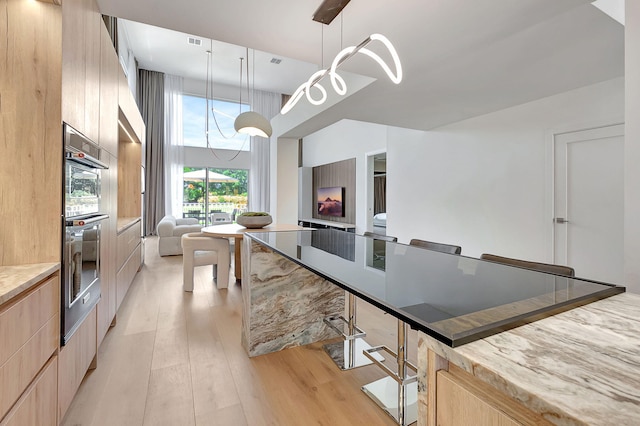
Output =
[{"x1": 234, "y1": 111, "x2": 273, "y2": 138}]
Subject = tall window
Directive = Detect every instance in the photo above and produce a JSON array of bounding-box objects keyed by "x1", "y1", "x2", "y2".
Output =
[
  {"x1": 183, "y1": 167, "x2": 248, "y2": 224},
  {"x1": 182, "y1": 94, "x2": 250, "y2": 151}
]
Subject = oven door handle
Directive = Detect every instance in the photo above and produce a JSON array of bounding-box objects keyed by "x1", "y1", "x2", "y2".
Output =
[{"x1": 67, "y1": 214, "x2": 109, "y2": 227}]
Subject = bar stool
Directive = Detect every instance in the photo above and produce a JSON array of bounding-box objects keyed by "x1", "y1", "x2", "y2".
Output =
[
  {"x1": 322, "y1": 232, "x2": 397, "y2": 370},
  {"x1": 480, "y1": 253, "x2": 575, "y2": 277},
  {"x1": 361, "y1": 239, "x2": 462, "y2": 425}
]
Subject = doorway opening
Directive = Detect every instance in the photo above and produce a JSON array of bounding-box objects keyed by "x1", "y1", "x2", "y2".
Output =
[{"x1": 366, "y1": 151, "x2": 387, "y2": 234}]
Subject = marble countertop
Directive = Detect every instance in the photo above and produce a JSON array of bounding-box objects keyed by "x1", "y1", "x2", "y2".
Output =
[
  {"x1": 0, "y1": 263, "x2": 60, "y2": 305},
  {"x1": 422, "y1": 292, "x2": 640, "y2": 425}
]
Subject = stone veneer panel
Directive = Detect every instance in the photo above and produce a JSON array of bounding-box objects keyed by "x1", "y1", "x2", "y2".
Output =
[{"x1": 242, "y1": 237, "x2": 344, "y2": 357}]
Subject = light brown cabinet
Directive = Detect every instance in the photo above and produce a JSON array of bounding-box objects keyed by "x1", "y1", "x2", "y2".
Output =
[
  {"x1": 0, "y1": 0, "x2": 62, "y2": 266},
  {"x1": 118, "y1": 68, "x2": 145, "y2": 144},
  {"x1": 2, "y1": 0, "x2": 144, "y2": 421},
  {"x1": 61, "y1": 0, "x2": 102, "y2": 141},
  {"x1": 57, "y1": 307, "x2": 97, "y2": 422},
  {"x1": 0, "y1": 273, "x2": 59, "y2": 425},
  {"x1": 60, "y1": 0, "x2": 86, "y2": 136},
  {"x1": 0, "y1": 356, "x2": 58, "y2": 426},
  {"x1": 99, "y1": 22, "x2": 120, "y2": 157},
  {"x1": 428, "y1": 353, "x2": 552, "y2": 426},
  {"x1": 97, "y1": 152, "x2": 118, "y2": 347},
  {"x1": 116, "y1": 220, "x2": 142, "y2": 310},
  {"x1": 96, "y1": 21, "x2": 120, "y2": 347}
]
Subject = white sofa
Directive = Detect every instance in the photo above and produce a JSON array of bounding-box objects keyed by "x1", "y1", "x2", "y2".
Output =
[{"x1": 156, "y1": 215, "x2": 202, "y2": 256}]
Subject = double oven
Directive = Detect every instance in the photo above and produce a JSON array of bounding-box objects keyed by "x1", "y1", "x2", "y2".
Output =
[{"x1": 62, "y1": 123, "x2": 109, "y2": 345}]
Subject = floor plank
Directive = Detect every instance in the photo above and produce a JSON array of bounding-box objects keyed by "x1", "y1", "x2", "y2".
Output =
[{"x1": 62, "y1": 236, "x2": 402, "y2": 426}]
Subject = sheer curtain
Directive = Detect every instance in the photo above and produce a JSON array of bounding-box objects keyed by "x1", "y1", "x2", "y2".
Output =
[
  {"x1": 164, "y1": 74, "x2": 184, "y2": 218},
  {"x1": 138, "y1": 69, "x2": 165, "y2": 236},
  {"x1": 249, "y1": 89, "x2": 280, "y2": 212}
]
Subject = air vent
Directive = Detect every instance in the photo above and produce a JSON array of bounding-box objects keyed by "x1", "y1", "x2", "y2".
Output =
[
  {"x1": 187, "y1": 37, "x2": 202, "y2": 46},
  {"x1": 270, "y1": 58, "x2": 282, "y2": 64}
]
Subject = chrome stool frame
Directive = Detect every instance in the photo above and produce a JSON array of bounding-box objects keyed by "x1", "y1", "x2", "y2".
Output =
[
  {"x1": 362, "y1": 319, "x2": 418, "y2": 426},
  {"x1": 322, "y1": 293, "x2": 380, "y2": 370}
]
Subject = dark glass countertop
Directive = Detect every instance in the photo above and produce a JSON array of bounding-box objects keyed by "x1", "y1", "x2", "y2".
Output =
[{"x1": 246, "y1": 229, "x2": 625, "y2": 347}]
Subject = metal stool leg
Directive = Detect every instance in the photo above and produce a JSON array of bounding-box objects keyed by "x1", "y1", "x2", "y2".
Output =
[
  {"x1": 323, "y1": 293, "x2": 381, "y2": 370},
  {"x1": 361, "y1": 319, "x2": 418, "y2": 425}
]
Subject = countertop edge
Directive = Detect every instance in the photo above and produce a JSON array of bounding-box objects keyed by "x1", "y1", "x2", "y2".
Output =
[
  {"x1": 117, "y1": 217, "x2": 141, "y2": 234},
  {"x1": 0, "y1": 263, "x2": 61, "y2": 306}
]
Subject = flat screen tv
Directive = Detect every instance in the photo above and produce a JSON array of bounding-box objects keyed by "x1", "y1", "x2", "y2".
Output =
[{"x1": 317, "y1": 186, "x2": 344, "y2": 217}]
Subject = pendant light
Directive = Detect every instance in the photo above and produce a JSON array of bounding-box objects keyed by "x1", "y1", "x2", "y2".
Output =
[
  {"x1": 281, "y1": 33, "x2": 401, "y2": 115},
  {"x1": 234, "y1": 48, "x2": 273, "y2": 138},
  {"x1": 281, "y1": 2, "x2": 401, "y2": 115}
]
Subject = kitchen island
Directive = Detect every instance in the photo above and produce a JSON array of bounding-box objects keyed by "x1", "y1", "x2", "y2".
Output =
[
  {"x1": 242, "y1": 229, "x2": 637, "y2": 425},
  {"x1": 419, "y1": 292, "x2": 640, "y2": 425}
]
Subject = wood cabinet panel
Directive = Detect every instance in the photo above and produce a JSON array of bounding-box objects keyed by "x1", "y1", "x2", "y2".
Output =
[
  {"x1": 116, "y1": 221, "x2": 141, "y2": 270},
  {"x1": 0, "y1": 315, "x2": 58, "y2": 419},
  {"x1": 58, "y1": 307, "x2": 97, "y2": 422},
  {"x1": 116, "y1": 242, "x2": 141, "y2": 311},
  {"x1": 0, "y1": 355, "x2": 57, "y2": 426},
  {"x1": 83, "y1": 0, "x2": 101, "y2": 143},
  {"x1": 118, "y1": 69, "x2": 145, "y2": 143},
  {"x1": 99, "y1": 23, "x2": 119, "y2": 157},
  {"x1": 61, "y1": 0, "x2": 102, "y2": 143},
  {"x1": 61, "y1": 0, "x2": 86, "y2": 133},
  {"x1": 0, "y1": 275, "x2": 58, "y2": 366},
  {"x1": 97, "y1": 153, "x2": 118, "y2": 347},
  {"x1": 435, "y1": 365, "x2": 552, "y2": 426},
  {"x1": 117, "y1": 128, "x2": 142, "y2": 219},
  {"x1": 0, "y1": 0, "x2": 62, "y2": 266}
]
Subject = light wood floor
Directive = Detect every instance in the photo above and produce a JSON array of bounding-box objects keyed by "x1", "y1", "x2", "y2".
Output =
[{"x1": 62, "y1": 236, "x2": 418, "y2": 426}]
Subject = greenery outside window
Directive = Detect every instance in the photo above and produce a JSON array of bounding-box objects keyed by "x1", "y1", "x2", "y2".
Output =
[{"x1": 183, "y1": 167, "x2": 248, "y2": 224}]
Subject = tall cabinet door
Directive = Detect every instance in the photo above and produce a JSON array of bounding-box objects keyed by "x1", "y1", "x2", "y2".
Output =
[
  {"x1": 61, "y1": 0, "x2": 86, "y2": 133},
  {"x1": 97, "y1": 23, "x2": 119, "y2": 346},
  {"x1": 61, "y1": 0, "x2": 101, "y2": 142},
  {"x1": 99, "y1": 23, "x2": 119, "y2": 158}
]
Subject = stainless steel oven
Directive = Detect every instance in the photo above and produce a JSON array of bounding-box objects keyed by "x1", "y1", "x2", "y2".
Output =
[{"x1": 62, "y1": 123, "x2": 108, "y2": 345}]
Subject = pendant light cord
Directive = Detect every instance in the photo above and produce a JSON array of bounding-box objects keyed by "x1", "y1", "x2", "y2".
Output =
[{"x1": 204, "y1": 39, "x2": 249, "y2": 161}]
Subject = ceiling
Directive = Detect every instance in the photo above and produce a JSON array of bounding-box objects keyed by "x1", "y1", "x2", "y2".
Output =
[
  {"x1": 97, "y1": 0, "x2": 624, "y2": 138},
  {"x1": 118, "y1": 19, "x2": 320, "y2": 96}
]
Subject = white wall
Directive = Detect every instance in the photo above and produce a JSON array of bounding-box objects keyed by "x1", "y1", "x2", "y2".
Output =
[
  {"x1": 297, "y1": 78, "x2": 623, "y2": 270},
  {"x1": 302, "y1": 119, "x2": 388, "y2": 233},
  {"x1": 389, "y1": 77, "x2": 624, "y2": 262},
  {"x1": 625, "y1": 2, "x2": 640, "y2": 294}
]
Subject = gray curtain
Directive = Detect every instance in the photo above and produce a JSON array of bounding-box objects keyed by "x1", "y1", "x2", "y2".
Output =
[
  {"x1": 249, "y1": 89, "x2": 280, "y2": 213},
  {"x1": 138, "y1": 69, "x2": 166, "y2": 235},
  {"x1": 374, "y1": 175, "x2": 386, "y2": 214}
]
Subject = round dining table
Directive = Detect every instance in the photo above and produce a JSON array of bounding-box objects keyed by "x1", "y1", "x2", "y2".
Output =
[{"x1": 201, "y1": 223, "x2": 303, "y2": 282}]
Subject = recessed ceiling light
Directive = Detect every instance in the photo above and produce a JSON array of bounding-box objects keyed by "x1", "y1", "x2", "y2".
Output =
[{"x1": 187, "y1": 37, "x2": 202, "y2": 46}]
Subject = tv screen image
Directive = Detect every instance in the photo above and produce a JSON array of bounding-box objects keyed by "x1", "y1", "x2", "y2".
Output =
[{"x1": 317, "y1": 186, "x2": 344, "y2": 217}]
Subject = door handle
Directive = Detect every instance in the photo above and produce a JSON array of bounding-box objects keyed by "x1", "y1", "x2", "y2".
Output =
[{"x1": 554, "y1": 217, "x2": 570, "y2": 224}]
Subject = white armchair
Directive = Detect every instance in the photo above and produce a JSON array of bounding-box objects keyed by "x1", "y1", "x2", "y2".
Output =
[
  {"x1": 181, "y1": 232, "x2": 230, "y2": 291},
  {"x1": 156, "y1": 215, "x2": 202, "y2": 256}
]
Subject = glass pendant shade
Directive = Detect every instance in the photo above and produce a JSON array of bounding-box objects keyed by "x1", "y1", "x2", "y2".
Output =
[{"x1": 234, "y1": 111, "x2": 273, "y2": 138}]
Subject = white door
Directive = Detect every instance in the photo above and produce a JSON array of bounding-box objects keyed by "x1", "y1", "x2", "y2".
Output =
[{"x1": 554, "y1": 124, "x2": 624, "y2": 284}]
